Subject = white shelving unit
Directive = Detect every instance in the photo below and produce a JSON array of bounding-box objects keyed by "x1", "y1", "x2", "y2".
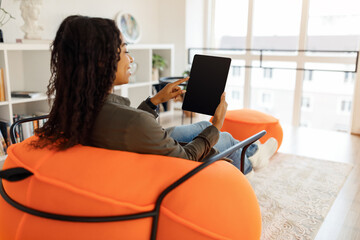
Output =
[{"x1": 0, "y1": 43, "x2": 174, "y2": 165}]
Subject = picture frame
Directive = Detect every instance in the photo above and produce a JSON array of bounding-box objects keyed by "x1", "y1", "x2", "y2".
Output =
[{"x1": 115, "y1": 11, "x2": 141, "y2": 44}]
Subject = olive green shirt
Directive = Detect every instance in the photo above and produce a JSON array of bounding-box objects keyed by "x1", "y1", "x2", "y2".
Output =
[{"x1": 90, "y1": 94, "x2": 220, "y2": 161}]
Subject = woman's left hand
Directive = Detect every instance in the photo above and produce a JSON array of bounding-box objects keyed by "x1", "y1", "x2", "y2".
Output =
[{"x1": 150, "y1": 77, "x2": 189, "y2": 105}]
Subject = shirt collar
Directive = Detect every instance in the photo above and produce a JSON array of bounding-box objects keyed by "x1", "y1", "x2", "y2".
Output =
[{"x1": 106, "y1": 93, "x2": 131, "y2": 106}]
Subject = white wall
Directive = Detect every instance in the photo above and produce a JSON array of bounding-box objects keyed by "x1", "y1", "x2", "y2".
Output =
[
  {"x1": 158, "y1": 0, "x2": 186, "y2": 75},
  {"x1": 185, "y1": 0, "x2": 206, "y2": 70},
  {"x1": 186, "y1": 0, "x2": 205, "y2": 49},
  {"x1": 2, "y1": 0, "x2": 161, "y2": 44},
  {"x1": 157, "y1": 0, "x2": 208, "y2": 75},
  {"x1": 2, "y1": 0, "x2": 197, "y2": 76}
]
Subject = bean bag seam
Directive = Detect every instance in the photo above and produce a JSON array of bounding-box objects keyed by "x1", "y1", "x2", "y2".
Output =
[{"x1": 161, "y1": 206, "x2": 231, "y2": 240}]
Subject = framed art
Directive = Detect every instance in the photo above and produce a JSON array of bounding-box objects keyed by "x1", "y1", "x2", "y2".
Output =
[{"x1": 115, "y1": 12, "x2": 141, "y2": 44}]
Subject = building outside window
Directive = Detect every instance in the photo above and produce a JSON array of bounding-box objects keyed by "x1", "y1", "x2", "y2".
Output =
[
  {"x1": 338, "y1": 98, "x2": 352, "y2": 114},
  {"x1": 304, "y1": 70, "x2": 313, "y2": 81},
  {"x1": 301, "y1": 96, "x2": 312, "y2": 111},
  {"x1": 231, "y1": 90, "x2": 241, "y2": 100},
  {"x1": 258, "y1": 91, "x2": 273, "y2": 109},
  {"x1": 344, "y1": 72, "x2": 355, "y2": 84},
  {"x1": 263, "y1": 68, "x2": 273, "y2": 79},
  {"x1": 232, "y1": 66, "x2": 241, "y2": 77}
]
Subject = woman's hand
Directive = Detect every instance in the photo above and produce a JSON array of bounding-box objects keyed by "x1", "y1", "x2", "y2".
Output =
[
  {"x1": 150, "y1": 77, "x2": 189, "y2": 105},
  {"x1": 212, "y1": 92, "x2": 228, "y2": 131}
]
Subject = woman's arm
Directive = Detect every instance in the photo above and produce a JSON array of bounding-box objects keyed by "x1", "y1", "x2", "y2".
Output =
[
  {"x1": 125, "y1": 112, "x2": 219, "y2": 161},
  {"x1": 137, "y1": 78, "x2": 188, "y2": 116}
]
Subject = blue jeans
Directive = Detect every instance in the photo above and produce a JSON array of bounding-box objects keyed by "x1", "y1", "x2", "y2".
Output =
[{"x1": 169, "y1": 121, "x2": 258, "y2": 174}]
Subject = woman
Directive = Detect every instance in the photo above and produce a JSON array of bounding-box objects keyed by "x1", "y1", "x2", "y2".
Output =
[{"x1": 35, "y1": 15, "x2": 277, "y2": 175}]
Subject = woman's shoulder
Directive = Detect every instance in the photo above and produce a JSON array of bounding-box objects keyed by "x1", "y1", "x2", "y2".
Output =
[
  {"x1": 106, "y1": 93, "x2": 131, "y2": 106},
  {"x1": 100, "y1": 97, "x2": 155, "y2": 125}
]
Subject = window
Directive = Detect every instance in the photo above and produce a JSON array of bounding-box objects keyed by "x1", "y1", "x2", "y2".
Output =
[
  {"x1": 339, "y1": 98, "x2": 352, "y2": 114},
  {"x1": 214, "y1": 0, "x2": 248, "y2": 48},
  {"x1": 262, "y1": 92, "x2": 271, "y2": 103},
  {"x1": 304, "y1": 70, "x2": 313, "y2": 81},
  {"x1": 209, "y1": 0, "x2": 358, "y2": 132},
  {"x1": 252, "y1": 0, "x2": 302, "y2": 49},
  {"x1": 231, "y1": 90, "x2": 241, "y2": 100},
  {"x1": 251, "y1": 62, "x2": 296, "y2": 124},
  {"x1": 300, "y1": 120, "x2": 311, "y2": 128},
  {"x1": 301, "y1": 97, "x2": 312, "y2": 111},
  {"x1": 225, "y1": 85, "x2": 244, "y2": 110},
  {"x1": 301, "y1": 63, "x2": 355, "y2": 131},
  {"x1": 257, "y1": 91, "x2": 273, "y2": 109},
  {"x1": 232, "y1": 66, "x2": 241, "y2": 77},
  {"x1": 308, "y1": 0, "x2": 360, "y2": 36},
  {"x1": 263, "y1": 68, "x2": 273, "y2": 79},
  {"x1": 344, "y1": 72, "x2": 355, "y2": 84}
]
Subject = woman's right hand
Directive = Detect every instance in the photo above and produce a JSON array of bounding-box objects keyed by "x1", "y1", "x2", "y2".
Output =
[{"x1": 212, "y1": 92, "x2": 228, "y2": 131}]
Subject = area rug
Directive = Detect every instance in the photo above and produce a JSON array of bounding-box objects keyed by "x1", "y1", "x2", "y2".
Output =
[{"x1": 247, "y1": 153, "x2": 353, "y2": 240}]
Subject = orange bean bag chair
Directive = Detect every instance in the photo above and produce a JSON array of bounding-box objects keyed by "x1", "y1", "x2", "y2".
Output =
[
  {"x1": 0, "y1": 136, "x2": 261, "y2": 240},
  {"x1": 218, "y1": 109, "x2": 283, "y2": 151}
]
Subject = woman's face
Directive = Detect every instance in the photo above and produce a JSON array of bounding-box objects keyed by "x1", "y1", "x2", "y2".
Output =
[{"x1": 113, "y1": 41, "x2": 134, "y2": 86}]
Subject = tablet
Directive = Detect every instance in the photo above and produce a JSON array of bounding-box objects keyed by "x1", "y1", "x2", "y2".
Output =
[{"x1": 182, "y1": 54, "x2": 232, "y2": 116}]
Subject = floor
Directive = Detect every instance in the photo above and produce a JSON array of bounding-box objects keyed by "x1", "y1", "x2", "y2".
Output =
[{"x1": 160, "y1": 110, "x2": 360, "y2": 240}]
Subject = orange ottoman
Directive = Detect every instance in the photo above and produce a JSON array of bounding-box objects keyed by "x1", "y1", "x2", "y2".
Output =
[{"x1": 220, "y1": 109, "x2": 283, "y2": 151}]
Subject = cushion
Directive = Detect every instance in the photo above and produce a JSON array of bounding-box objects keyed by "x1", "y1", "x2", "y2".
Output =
[
  {"x1": 219, "y1": 109, "x2": 283, "y2": 151},
  {"x1": 0, "y1": 136, "x2": 261, "y2": 240}
]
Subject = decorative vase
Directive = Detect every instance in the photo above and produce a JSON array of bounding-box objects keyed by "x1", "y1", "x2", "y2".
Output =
[{"x1": 152, "y1": 68, "x2": 159, "y2": 82}]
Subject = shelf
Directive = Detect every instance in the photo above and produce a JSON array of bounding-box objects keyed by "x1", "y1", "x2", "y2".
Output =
[
  {"x1": 0, "y1": 42, "x2": 51, "y2": 51},
  {"x1": 128, "y1": 82, "x2": 153, "y2": 88},
  {"x1": 0, "y1": 43, "x2": 174, "y2": 124},
  {"x1": 114, "y1": 82, "x2": 159, "y2": 91},
  {"x1": 128, "y1": 44, "x2": 174, "y2": 50},
  {"x1": 10, "y1": 95, "x2": 48, "y2": 104},
  {"x1": 0, "y1": 43, "x2": 173, "y2": 51}
]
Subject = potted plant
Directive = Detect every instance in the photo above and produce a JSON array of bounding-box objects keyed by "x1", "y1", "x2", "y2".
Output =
[{"x1": 152, "y1": 54, "x2": 167, "y2": 81}]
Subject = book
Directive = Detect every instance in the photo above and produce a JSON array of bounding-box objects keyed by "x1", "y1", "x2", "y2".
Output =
[
  {"x1": 13, "y1": 114, "x2": 23, "y2": 143},
  {"x1": 0, "y1": 131, "x2": 7, "y2": 155},
  {"x1": 0, "y1": 68, "x2": 5, "y2": 101},
  {"x1": 10, "y1": 113, "x2": 49, "y2": 143},
  {"x1": 0, "y1": 119, "x2": 11, "y2": 147},
  {"x1": 11, "y1": 91, "x2": 42, "y2": 98},
  {"x1": 17, "y1": 115, "x2": 34, "y2": 140},
  {"x1": 21, "y1": 121, "x2": 33, "y2": 140}
]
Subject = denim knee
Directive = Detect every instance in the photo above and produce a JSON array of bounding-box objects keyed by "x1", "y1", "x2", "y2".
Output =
[
  {"x1": 220, "y1": 132, "x2": 236, "y2": 143},
  {"x1": 198, "y1": 121, "x2": 212, "y2": 128}
]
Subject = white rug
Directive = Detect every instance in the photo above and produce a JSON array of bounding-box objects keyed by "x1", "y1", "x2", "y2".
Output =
[{"x1": 247, "y1": 153, "x2": 353, "y2": 240}]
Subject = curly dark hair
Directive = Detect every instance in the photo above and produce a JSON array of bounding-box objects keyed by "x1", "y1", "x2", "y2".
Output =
[{"x1": 34, "y1": 15, "x2": 122, "y2": 150}]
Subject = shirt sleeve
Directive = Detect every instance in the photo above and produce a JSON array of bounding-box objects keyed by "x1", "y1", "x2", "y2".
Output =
[
  {"x1": 137, "y1": 100, "x2": 158, "y2": 118},
  {"x1": 125, "y1": 111, "x2": 220, "y2": 161}
]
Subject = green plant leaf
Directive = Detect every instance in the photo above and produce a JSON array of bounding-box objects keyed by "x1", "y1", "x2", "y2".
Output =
[{"x1": 152, "y1": 54, "x2": 167, "y2": 71}]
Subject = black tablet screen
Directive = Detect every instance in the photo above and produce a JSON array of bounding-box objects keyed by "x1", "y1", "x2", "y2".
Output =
[{"x1": 182, "y1": 54, "x2": 231, "y2": 116}]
